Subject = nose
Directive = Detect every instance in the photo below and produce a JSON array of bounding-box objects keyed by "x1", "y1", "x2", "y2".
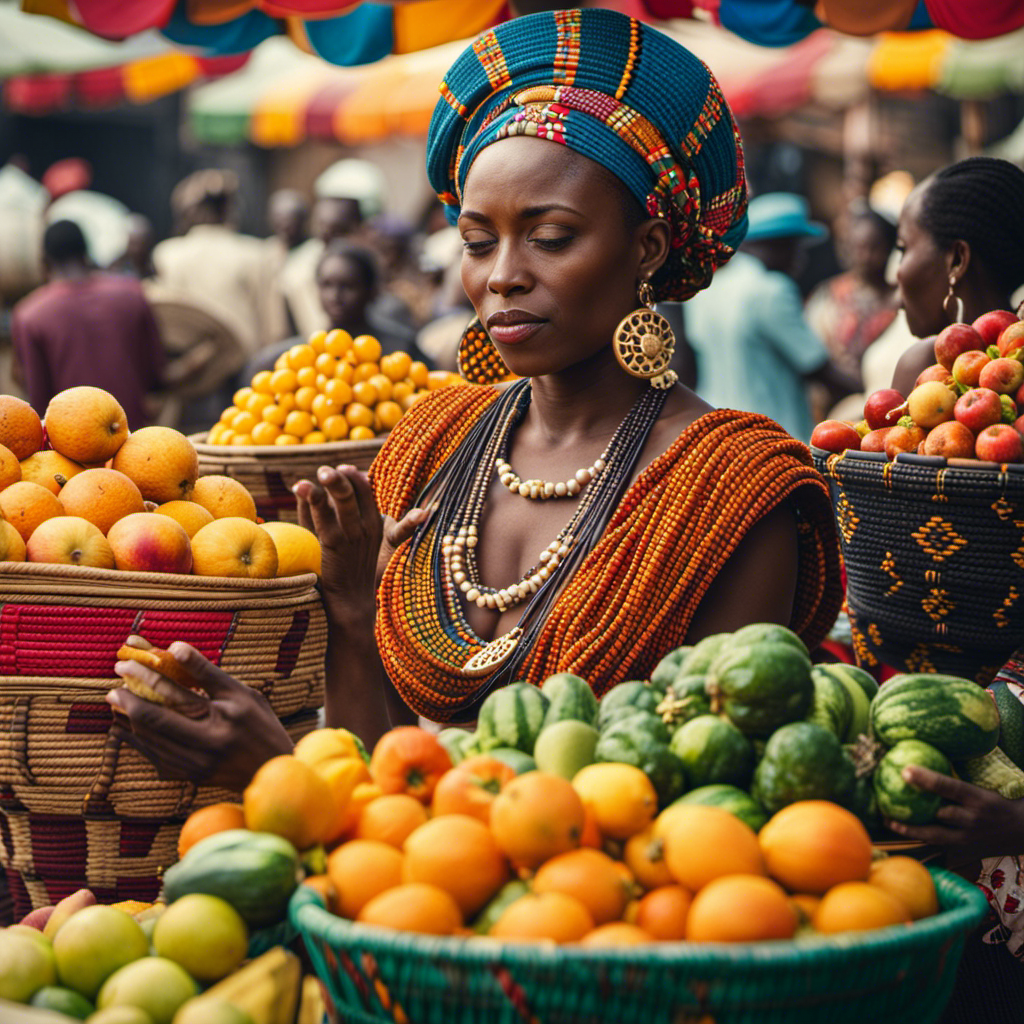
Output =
[{"x1": 486, "y1": 239, "x2": 531, "y2": 297}]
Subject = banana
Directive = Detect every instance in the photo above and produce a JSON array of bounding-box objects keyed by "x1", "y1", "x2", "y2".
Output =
[{"x1": 199, "y1": 947, "x2": 301, "y2": 1024}]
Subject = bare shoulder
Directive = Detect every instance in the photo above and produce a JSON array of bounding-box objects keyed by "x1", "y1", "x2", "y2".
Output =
[
  {"x1": 892, "y1": 337, "x2": 935, "y2": 396},
  {"x1": 641, "y1": 384, "x2": 715, "y2": 466}
]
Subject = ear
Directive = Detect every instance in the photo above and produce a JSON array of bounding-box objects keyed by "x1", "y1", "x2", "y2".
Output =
[
  {"x1": 946, "y1": 238, "x2": 971, "y2": 285},
  {"x1": 636, "y1": 217, "x2": 672, "y2": 282}
]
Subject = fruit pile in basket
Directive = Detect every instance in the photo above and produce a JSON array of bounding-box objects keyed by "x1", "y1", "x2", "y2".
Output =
[
  {"x1": 0, "y1": 386, "x2": 320, "y2": 577},
  {"x1": 813, "y1": 308, "x2": 1024, "y2": 461},
  {"x1": 206, "y1": 330, "x2": 462, "y2": 447}
]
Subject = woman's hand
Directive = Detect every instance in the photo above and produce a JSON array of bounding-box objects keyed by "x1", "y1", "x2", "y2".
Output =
[
  {"x1": 886, "y1": 766, "x2": 1024, "y2": 859},
  {"x1": 108, "y1": 642, "x2": 294, "y2": 792}
]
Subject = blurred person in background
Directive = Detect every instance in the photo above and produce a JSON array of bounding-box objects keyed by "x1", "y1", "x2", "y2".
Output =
[
  {"x1": 260, "y1": 189, "x2": 309, "y2": 346},
  {"x1": 109, "y1": 214, "x2": 157, "y2": 280},
  {"x1": 685, "y1": 193, "x2": 859, "y2": 441},
  {"x1": 364, "y1": 215, "x2": 433, "y2": 328},
  {"x1": 152, "y1": 170, "x2": 265, "y2": 355},
  {"x1": 805, "y1": 202, "x2": 898, "y2": 387},
  {"x1": 11, "y1": 220, "x2": 165, "y2": 430}
]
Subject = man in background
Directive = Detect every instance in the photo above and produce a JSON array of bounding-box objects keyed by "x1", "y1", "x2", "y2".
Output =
[
  {"x1": 260, "y1": 189, "x2": 309, "y2": 346},
  {"x1": 11, "y1": 220, "x2": 165, "y2": 430}
]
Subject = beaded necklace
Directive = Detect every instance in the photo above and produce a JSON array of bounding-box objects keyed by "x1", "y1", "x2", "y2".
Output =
[{"x1": 406, "y1": 378, "x2": 667, "y2": 698}]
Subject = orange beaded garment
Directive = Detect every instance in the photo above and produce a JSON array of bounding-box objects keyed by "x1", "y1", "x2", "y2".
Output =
[{"x1": 372, "y1": 386, "x2": 842, "y2": 722}]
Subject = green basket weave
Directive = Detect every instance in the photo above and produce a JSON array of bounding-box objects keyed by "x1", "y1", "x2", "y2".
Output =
[{"x1": 290, "y1": 868, "x2": 987, "y2": 1024}]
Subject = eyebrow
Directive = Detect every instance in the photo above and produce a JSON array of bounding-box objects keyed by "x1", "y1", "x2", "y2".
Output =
[{"x1": 459, "y1": 203, "x2": 583, "y2": 222}]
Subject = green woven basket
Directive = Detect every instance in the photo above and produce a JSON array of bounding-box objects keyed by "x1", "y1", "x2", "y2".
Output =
[{"x1": 290, "y1": 868, "x2": 987, "y2": 1024}]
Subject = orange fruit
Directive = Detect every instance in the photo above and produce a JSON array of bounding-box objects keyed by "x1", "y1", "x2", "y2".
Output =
[
  {"x1": 284, "y1": 411, "x2": 314, "y2": 438},
  {"x1": 352, "y1": 381, "x2": 378, "y2": 407},
  {"x1": 308, "y1": 330, "x2": 329, "y2": 354},
  {"x1": 0, "y1": 395, "x2": 44, "y2": 460},
  {"x1": 243, "y1": 754, "x2": 334, "y2": 851},
  {"x1": 294, "y1": 386, "x2": 318, "y2": 412},
  {"x1": 335, "y1": 361, "x2": 354, "y2": 384},
  {"x1": 813, "y1": 881, "x2": 910, "y2": 934},
  {"x1": 191, "y1": 517, "x2": 278, "y2": 578},
  {"x1": 327, "y1": 838, "x2": 404, "y2": 919},
  {"x1": 623, "y1": 825, "x2": 675, "y2": 891},
  {"x1": 323, "y1": 379, "x2": 352, "y2": 406},
  {"x1": 295, "y1": 366, "x2": 317, "y2": 389},
  {"x1": 310, "y1": 394, "x2": 340, "y2": 425},
  {"x1": 260, "y1": 521, "x2": 321, "y2": 576},
  {"x1": 758, "y1": 800, "x2": 873, "y2": 895},
  {"x1": 402, "y1": 814, "x2": 510, "y2": 917},
  {"x1": 655, "y1": 805, "x2": 764, "y2": 891},
  {"x1": 579, "y1": 923, "x2": 652, "y2": 948},
  {"x1": 233, "y1": 387, "x2": 254, "y2": 409},
  {"x1": 275, "y1": 434, "x2": 300, "y2": 446},
  {"x1": 286, "y1": 344, "x2": 315, "y2": 370},
  {"x1": 368, "y1": 374, "x2": 392, "y2": 402},
  {"x1": 344, "y1": 403, "x2": 374, "y2": 430},
  {"x1": 206, "y1": 423, "x2": 227, "y2": 445},
  {"x1": 251, "y1": 370, "x2": 274, "y2": 394},
  {"x1": 430, "y1": 754, "x2": 515, "y2": 824},
  {"x1": 381, "y1": 351, "x2": 412, "y2": 382},
  {"x1": 579, "y1": 804, "x2": 603, "y2": 849},
  {"x1": 357, "y1": 883, "x2": 462, "y2": 935},
  {"x1": 107, "y1": 512, "x2": 193, "y2": 574},
  {"x1": 220, "y1": 406, "x2": 240, "y2": 425},
  {"x1": 18, "y1": 450, "x2": 83, "y2": 495},
  {"x1": 490, "y1": 771, "x2": 584, "y2": 869},
  {"x1": 687, "y1": 874, "x2": 797, "y2": 943},
  {"x1": 789, "y1": 893, "x2": 822, "y2": 925},
  {"x1": 335, "y1": 781, "x2": 384, "y2": 839},
  {"x1": 634, "y1": 884, "x2": 693, "y2": 941},
  {"x1": 354, "y1": 794, "x2": 429, "y2": 848},
  {"x1": 191, "y1": 475, "x2": 257, "y2": 521},
  {"x1": 303, "y1": 431, "x2": 326, "y2": 445},
  {"x1": 0, "y1": 444, "x2": 21, "y2": 490},
  {"x1": 44, "y1": 386, "x2": 128, "y2": 464},
  {"x1": 250, "y1": 422, "x2": 281, "y2": 446},
  {"x1": 0, "y1": 519, "x2": 27, "y2": 561},
  {"x1": 376, "y1": 401, "x2": 402, "y2": 431},
  {"x1": 0, "y1": 481, "x2": 65, "y2": 542},
  {"x1": 274, "y1": 352, "x2": 289, "y2": 371},
  {"x1": 868, "y1": 857, "x2": 938, "y2": 921},
  {"x1": 533, "y1": 848, "x2": 633, "y2": 925},
  {"x1": 321, "y1": 415, "x2": 349, "y2": 441},
  {"x1": 572, "y1": 763, "x2": 657, "y2": 840},
  {"x1": 230, "y1": 434, "x2": 254, "y2": 446},
  {"x1": 111, "y1": 427, "x2": 200, "y2": 504},
  {"x1": 490, "y1": 891, "x2": 593, "y2": 943},
  {"x1": 177, "y1": 802, "x2": 246, "y2": 858},
  {"x1": 427, "y1": 370, "x2": 454, "y2": 390},
  {"x1": 314, "y1": 353, "x2": 337, "y2": 376},
  {"x1": 352, "y1": 362, "x2": 379, "y2": 384},
  {"x1": 231, "y1": 412, "x2": 257, "y2": 435},
  {"x1": 246, "y1": 393, "x2": 274, "y2": 416},
  {"x1": 325, "y1": 329, "x2": 352, "y2": 358},
  {"x1": 369, "y1": 726, "x2": 453, "y2": 803},
  {"x1": 408, "y1": 361, "x2": 429, "y2": 388},
  {"x1": 269, "y1": 368, "x2": 298, "y2": 395},
  {"x1": 352, "y1": 335, "x2": 382, "y2": 363},
  {"x1": 392, "y1": 381, "x2": 414, "y2": 404},
  {"x1": 262, "y1": 404, "x2": 288, "y2": 427},
  {"x1": 349, "y1": 425, "x2": 376, "y2": 442},
  {"x1": 316, "y1": 756, "x2": 373, "y2": 843}
]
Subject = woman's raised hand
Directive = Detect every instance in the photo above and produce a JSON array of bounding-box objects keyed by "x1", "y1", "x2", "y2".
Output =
[{"x1": 108, "y1": 642, "x2": 294, "y2": 792}]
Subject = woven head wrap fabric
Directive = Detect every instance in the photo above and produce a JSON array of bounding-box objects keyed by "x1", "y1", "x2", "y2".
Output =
[{"x1": 426, "y1": 8, "x2": 748, "y2": 302}]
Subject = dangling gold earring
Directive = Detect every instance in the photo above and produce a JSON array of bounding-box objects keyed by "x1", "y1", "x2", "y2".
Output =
[
  {"x1": 942, "y1": 276, "x2": 965, "y2": 324},
  {"x1": 613, "y1": 280, "x2": 678, "y2": 389},
  {"x1": 457, "y1": 317, "x2": 515, "y2": 385}
]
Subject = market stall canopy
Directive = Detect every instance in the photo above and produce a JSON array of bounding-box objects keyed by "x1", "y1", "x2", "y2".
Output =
[{"x1": 18, "y1": 0, "x2": 1024, "y2": 63}]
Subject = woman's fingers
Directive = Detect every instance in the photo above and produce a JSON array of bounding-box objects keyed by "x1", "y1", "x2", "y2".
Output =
[
  {"x1": 884, "y1": 818, "x2": 966, "y2": 845},
  {"x1": 114, "y1": 660, "x2": 205, "y2": 711},
  {"x1": 318, "y1": 466, "x2": 368, "y2": 539},
  {"x1": 385, "y1": 508, "x2": 428, "y2": 549},
  {"x1": 107, "y1": 686, "x2": 214, "y2": 747},
  {"x1": 901, "y1": 765, "x2": 981, "y2": 803},
  {"x1": 166, "y1": 643, "x2": 249, "y2": 700}
]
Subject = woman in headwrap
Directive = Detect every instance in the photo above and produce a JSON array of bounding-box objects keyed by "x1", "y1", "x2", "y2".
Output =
[{"x1": 110, "y1": 10, "x2": 840, "y2": 776}]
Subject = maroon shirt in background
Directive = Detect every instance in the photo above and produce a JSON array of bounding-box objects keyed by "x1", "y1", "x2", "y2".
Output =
[{"x1": 11, "y1": 273, "x2": 165, "y2": 431}]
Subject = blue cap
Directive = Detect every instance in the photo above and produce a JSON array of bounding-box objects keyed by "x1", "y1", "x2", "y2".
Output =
[{"x1": 744, "y1": 192, "x2": 827, "y2": 243}]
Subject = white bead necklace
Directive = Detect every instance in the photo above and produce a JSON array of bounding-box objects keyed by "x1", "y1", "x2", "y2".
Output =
[{"x1": 494, "y1": 452, "x2": 608, "y2": 500}]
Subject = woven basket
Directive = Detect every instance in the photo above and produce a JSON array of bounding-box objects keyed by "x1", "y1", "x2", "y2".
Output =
[
  {"x1": 191, "y1": 433, "x2": 385, "y2": 524},
  {"x1": 0, "y1": 562, "x2": 326, "y2": 919},
  {"x1": 812, "y1": 448, "x2": 1024, "y2": 683},
  {"x1": 291, "y1": 868, "x2": 986, "y2": 1024}
]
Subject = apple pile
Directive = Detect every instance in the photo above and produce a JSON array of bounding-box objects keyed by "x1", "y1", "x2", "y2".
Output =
[
  {"x1": 813, "y1": 310, "x2": 1024, "y2": 463},
  {"x1": 0, "y1": 386, "x2": 321, "y2": 578}
]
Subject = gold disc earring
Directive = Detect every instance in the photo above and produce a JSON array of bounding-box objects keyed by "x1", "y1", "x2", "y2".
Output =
[
  {"x1": 613, "y1": 280, "x2": 678, "y2": 389},
  {"x1": 457, "y1": 317, "x2": 515, "y2": 385}
]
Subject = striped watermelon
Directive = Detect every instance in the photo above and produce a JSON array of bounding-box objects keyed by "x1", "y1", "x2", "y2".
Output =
[
  {"x1": 679, "y1": 633, "x2": 732, "y2": 676},
  {"x1": 476, "y1": 682, "x2": 549, "y2": 754},
  {"x1": 594, "y1": 726, "x2": 687, "y2": 806},
  {"x1": 731, "y1": 623, "x2": 808, "y2": 658},
  {"x1": 673, "y1": 784, "x2": 769, "y2": 833},
  {"x1": 541, "y1": 672, "x2": 599, "y2": 727},
  {"x1": 988, "y1": 680, "x2": 1024, "y2": 771},
  {"x1": 870, "y1": 674, "x2": 1000, "y2": 760},
  {"x1": 650, "y1": 646, "x2": 690, "y2": 692},
  {"x1": 668, "y1": 714, "x2": 754, "y2": 790},
  {"x1": 437, "y1": 727, "x2": 476, "y2": 766},
  {"x1": 812, "y1": 664, "x2": 871, "y2": 742},
  {"x1": 597, "y1": 681, "x2": 662, "y2": 731},
  {"x1": 486, "y1": 747, "x2": 537, "y2": 774},
  {"x1": 873, "y1": 739, "x2": 951, "y2": 824},
  {"x1": 806, "y1": 666, "x2": 854, "y2": 739}
]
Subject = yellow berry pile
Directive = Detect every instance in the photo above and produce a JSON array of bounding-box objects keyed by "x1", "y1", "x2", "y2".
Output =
[{"x1": 207, "y1": 330, "x2": 462, "y2": 447}]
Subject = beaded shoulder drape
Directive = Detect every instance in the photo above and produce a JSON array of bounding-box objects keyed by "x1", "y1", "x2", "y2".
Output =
[{"x1": 371, "y1": 386, "x2": 842, "y2": 722}]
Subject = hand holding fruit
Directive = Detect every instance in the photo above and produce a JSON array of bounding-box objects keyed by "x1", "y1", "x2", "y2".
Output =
[{"x1": 109, "y1": 642, "x2": 293, "y2": 791}]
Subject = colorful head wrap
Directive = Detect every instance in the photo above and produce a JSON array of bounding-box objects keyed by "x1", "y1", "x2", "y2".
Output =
[{"x1": 426, "y1": 8, "x2": 748, "y2": 302}]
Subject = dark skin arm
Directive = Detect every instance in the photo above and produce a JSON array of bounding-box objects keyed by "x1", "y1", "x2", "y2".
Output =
[
  {"x1": 891, "y1": 337, "x2": 936, "y2": 397},
  {"x1": 806, "y1": 361, "x2": 864, "y2": 410}
]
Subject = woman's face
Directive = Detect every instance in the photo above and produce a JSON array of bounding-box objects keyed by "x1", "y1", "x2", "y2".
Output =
[
  {"x1": 848, "y1": 217, "x2": 891, "y2": 283},
  {"x1": 896, "y1": 185, "x2": 951, "y2": 338},
  {"x1": 458, "y1": 137, "x2": 661, "y2": 379},
  {"x1": 317, "y1": 253, "x2": 370, "y2": 328}
]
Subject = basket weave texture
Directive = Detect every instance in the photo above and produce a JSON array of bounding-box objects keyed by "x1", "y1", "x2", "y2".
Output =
[
  {"x1": 812, "y1": 449, "x2": 1024, "y2": 683},
  {"x1": 0, "y1": 562, "x2": 326, "y2": 919},
  {"x1": 290, "y1": 868, "x2": 986, "y2": 1024},
  {"x1": 192, "y1": 433, "x2": 384, "y2": 524}
]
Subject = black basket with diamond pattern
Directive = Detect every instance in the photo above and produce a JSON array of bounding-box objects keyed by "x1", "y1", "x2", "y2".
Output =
[{"x1": 811, "y1": 448, "x2": 1024, "y2": 685}]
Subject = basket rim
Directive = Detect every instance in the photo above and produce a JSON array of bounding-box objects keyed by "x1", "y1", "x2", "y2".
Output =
[
  {"x1": 190, "y1": 431, "x2": 386, "y2": 461},
  {"x1": 289, "y1": 866, "x2": 987, "y2": 968},
  {"x1": 810, "y1": 445, "x2": 1024, "y2": 476}
]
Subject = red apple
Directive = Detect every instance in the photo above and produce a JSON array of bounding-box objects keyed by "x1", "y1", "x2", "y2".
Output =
[
  {"x1": 810, "y1": 420, "x2": 861, "y2": 454},
  {"x1": 1014, "y1": 414, "x2": 1024, "y2": 440},
  {"x1": 907, "y1": 381, "x2": 957, "y2": 428},
  {"x1": 997, "y1": 320, "x2": 1024, "y2": 358},
  {"x1": 923, "y1": 420, "x2": 976, "y2": 459},
  {"x1": 978, "y1": 357, "x2": 1024, "y2": 395},
  {"x1": 934, "y1": 322, "x2": 985, "y2": 370},
  {"x1": 861, "y1": 427, "x2": 891, "y2": 453},
  {"x1": 951, "y1": 350, "x2": 991, "y2": 389},
  {"x1": 972, "y1": 310, "x2": 1019, "y2": 346},
  {"x1": 862, "y1": 388, "x2": 906, "y2": 430},
  {"x1": 916, "y1": 364, "x2": 953, "y2": 387},
  {"x1": 954, "y1": 388, "x2": 1002, "y2": 433},
  {"x1": 885, "y1": 424, "x2": 926, "y2": 460},
  {"x1": 976, "y1": 424, "x2": 1024, "y2": 463}
]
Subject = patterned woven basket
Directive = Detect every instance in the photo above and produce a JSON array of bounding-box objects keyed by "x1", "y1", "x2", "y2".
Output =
[
  {"x1": 811, "y1": 448, "x2": 1024, "y2": 683},
  {"x1": 191, "y1": 433, "x2": 385, "y2": 524},
  {"x1": 291, "y1": 868, "x2": 987, "y2": 1024},
  {"x1": 0, "y1": 562, "x2": 326, "y2": 919}
]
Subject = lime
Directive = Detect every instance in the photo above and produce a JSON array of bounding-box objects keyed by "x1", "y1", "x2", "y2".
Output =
[
  {"x1": 533, "y1": 720, "x2": 599, "y2": 780},
  {"x1": 97, "y1": 956, "x2": 199, "y2": 1024},
  {"x1": 53, "y1": 905, "x2": 149, "y2": 1000},
  {"x1": 87, "y1": 1008, "x2": 155, "y2": 1024},
  {"x1": 31, "y1": 984, "x2": 94, "y2": 1019},
  {"x1": 153, "y1": 894, "x2": 248, "y2": 983},
  {"x1": 173, "y1": 997, "x2": 256, "y2": 1024},
  {"x1": 0, "y1": 929, "x2": 57, "y2": 1002}
]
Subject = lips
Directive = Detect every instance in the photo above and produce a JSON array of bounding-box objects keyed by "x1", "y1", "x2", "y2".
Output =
[{"x1": 486, "y1": 309, "x2": 547, "y2": 346}]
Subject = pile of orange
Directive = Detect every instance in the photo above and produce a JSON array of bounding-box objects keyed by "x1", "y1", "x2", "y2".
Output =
[
  {"x1": 183, "y1": 724, "x2": 940, "y2": 948},
  {"x1": 207, "y1": 330, "x2": 462, "y2": 447},
  {"x1": 0, "y1": 387, "x2": 321, "y2": 579}
]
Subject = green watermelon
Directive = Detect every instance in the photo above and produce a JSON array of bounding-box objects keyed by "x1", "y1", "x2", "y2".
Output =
[
  {"x1": 707, "y1": 642, "x2": 813, "y2": 736},
  {"x1": 659, "y1": 674, "x2": 712, "y2": 733},
  {"x1": 541, "y1": 672, "x2": 599, "y2": 727},
  {"x1": 437, "y1": 727, "x2": 476, "y2": 766},
  {"x1": 603, "y1": 709, "x2": 670, "y2": 745},
  {"x1": 870, "y1": 674, "x2": 1000, "y2": 760},
  {"x1": 597, "y1": 681, "x2": 662, "y2": 731},
  {"x1": 650, "y1": 647, "x2": 690, "y2": 692},
  {"x1": 473, "y1": 880, "x2": 530, "y2": 933},
  {"x1": 829, "y1": 663, "x2": 879, "y2": 701},
  {"x1": 806, "y1": 667, "x2": 854, "y2": 739},
  {"x1": 669, "y1": 714, "x2": 754, "y2": 789},
  {"x1": 988, "y1": 680, "x2": 1024, "y2": 771},
  {"x1": 679, "y1": 633, "x2": 732, "y2": 676},
  {"x1": 731, "y1": 623, "x2": 808, "y2": 657},
  {"x1": 595, "y1": 726, "x2": 687, "y2": 806},
  {"x1": 673, "y1": 784, "x2": 769, "y2": 832},
  {"x1": 476, "y1": 682, "x2": 549, "y2": 754},
  {"x1": 486, "y1": 747, "x2": 537, "y2": 774},
  {"x1": 873, "y1": 739, "x2": 951, "y2": 825}
]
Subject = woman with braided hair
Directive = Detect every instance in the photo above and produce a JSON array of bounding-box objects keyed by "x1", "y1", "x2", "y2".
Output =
[
  {"x1": 109, "y1": 10, "x2": 840, "y2": 780},
  {"x1": 892, "y1": 156, "x2": 1024, "y2": 395}
]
